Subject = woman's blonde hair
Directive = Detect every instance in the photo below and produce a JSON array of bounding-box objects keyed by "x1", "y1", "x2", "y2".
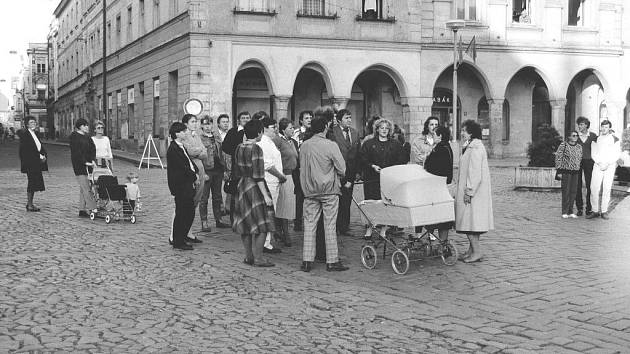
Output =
[{"x1": 374, "y1": 118, "x2": 394, "y2": 138}]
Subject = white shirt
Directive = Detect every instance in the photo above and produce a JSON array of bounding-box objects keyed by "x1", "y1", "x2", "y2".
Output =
[
  {"x1": 218, "y1": 129, "x2": 228, "y2": 142},
  {"x1": 175, "y1": 140, "x2": 196, "y2": 172},
  {"x1": 125, "y1": 183, "x2": 141, "y2": 200},
  {"x1": 257, "y1": 134, "x2": 283, "y2": 185},
  {"x1": 92, "y1": 136, "x2": 113, "y2": 159}
]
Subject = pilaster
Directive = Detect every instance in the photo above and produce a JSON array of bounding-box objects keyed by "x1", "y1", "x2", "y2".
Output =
[
  {"x1": 550, "y1": 99, "x2": 567, "y2": 138},
  {"x1": 273, "y1": 95, "x2": 291, "y2": 120},
  {"x1": 488, "y1": 98, "x2": 504, "y2": 158}
]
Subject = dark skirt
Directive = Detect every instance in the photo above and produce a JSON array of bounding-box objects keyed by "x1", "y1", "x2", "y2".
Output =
[
  {"x1": 232, "y1": 177, "x2": 275, "y2": 235},
  {"x1": 363, "y1": 180, "x2": 381, "y2": 200},
  {"x1": 26, "y1": 170, "x2": 45, "y2": 192}
]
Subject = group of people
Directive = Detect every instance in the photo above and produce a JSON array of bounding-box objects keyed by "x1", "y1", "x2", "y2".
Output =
[
  {"x1": 555, "y1": 117, "x2": 622, "y2": 219},
  {"x1": 166, "y1": 106, "x2": 495, "y2": 268}
]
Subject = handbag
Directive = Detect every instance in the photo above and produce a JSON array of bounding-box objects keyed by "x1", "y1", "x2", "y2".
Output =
[
  {"x1": 555, "y1": 143, "x2": 568, "y2": 181},
  {"x1": 223, "y1": 178, "x2": 238, "y2": 194}
]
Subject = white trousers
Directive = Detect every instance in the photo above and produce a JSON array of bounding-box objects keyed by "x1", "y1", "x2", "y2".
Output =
[
  {"x1": 590, "y1": 165, "x2": 616, "y2": 213},
  {"x1": 264, "y1": 181, "x2": 279, "y2": 249}
]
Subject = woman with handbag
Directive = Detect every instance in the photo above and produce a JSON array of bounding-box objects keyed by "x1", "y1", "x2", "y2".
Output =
[
  {"x1": 555, "y1": 130, "x2": 583, "y2": 218},
  {"x1": 18, "y1": 116, "x2": 48, "y2": 212}
]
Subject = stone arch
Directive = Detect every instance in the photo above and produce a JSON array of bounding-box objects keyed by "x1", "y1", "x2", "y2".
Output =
[
  {"x1": 432, "y1": 60, "x2": 494, "y2": 100},
  {"x1": 233, "y1": 59, "x2": 275, "y2": 95},
  {"x1": 293, "y1": 61, "x2": 335, "y2": 98},
  {"x1": 504, "y1": 65, "x2": 557, "y2": 102},
  {"x1": 348, "y1": 63, "x2": 408, "y2": 99}
]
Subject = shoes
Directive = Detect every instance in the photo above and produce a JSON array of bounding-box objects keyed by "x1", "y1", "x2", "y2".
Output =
[
  {"x1": 263, "y1": 247, "x2": 281, "y2": 254},
  {"x1": 300, "y1": 261, "x2": 312, "y2": 272},
  {"x1": 569, "y1": 214, "x2": 578, "y2": 218},
  {"x1": 326, "y1": 261, "x2": 349, "y2": 272},
  {"x1": 243, "y1": 257, "x2": 254, "y2": 266},
  {"x1": 173, "y1": 243, "x2": 193, "y2": 250},
  {"x1": 200, "y1": 220, "x2": 212, "y2": 232},
  {"x1": 253, "y1": 260, "x2": 275, "y2": 267},
  {"x1": 186, "y1": 237, "x2": 203, "y2": 244},
  {"x1": 79, "y1": 210, "x2": 89, "y2": 218},
  {"x1": 216, "y1": 221, "x2": 230, "y2": 229},
  {"x1": 561, "y1": 214, "x2": 569, "y2": 219},
  {"x1": 601, "y1": 212, "x2": 609, "y2": 220},
  {"x1": 577, "y1": 210, "x2": 583, "y2": 216},
  {"x1": 463, "y1": 256, "x2": 483, "y2": 263},
  {"x1": 26, "y1": 205, "x2": 41, "y2": 212},
  {"x1": 585, "y1": 212, "x2": 600, "y2": 219}
]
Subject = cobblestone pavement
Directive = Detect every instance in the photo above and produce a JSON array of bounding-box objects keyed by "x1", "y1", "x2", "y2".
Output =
[{"x1": 1, "y1": 140, "x2": 629, "y2": 353}]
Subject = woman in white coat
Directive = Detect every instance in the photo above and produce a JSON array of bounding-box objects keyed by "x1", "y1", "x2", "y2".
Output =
[{"x1": 455, "y1": 120, "x2": 494, "y2": 263}]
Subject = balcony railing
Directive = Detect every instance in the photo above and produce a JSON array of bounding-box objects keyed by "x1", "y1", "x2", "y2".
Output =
[{"x1": 297, "y1": 1, "x2": 338, "y2": 19}]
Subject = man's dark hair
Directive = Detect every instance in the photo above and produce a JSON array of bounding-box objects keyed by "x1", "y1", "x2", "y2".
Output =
[
  {"x1": 311, "y1": 116, "x2": 327, "y2": 134},
  {"x1": 237, "y1": 111, "x2": 250, "y2": 120},
  {"x1": 278, "y1": 118, "x2": 291, "y2": 133},
  {"x1": 600, "y1": 119, "x2": 612, "y2": 128},
  {"x1": 75, "y1": 118, "x2": 89, "y2": 129},
  {"x1": 217, "y1": 114, "x2": 230, "y2": 124},
  {"x1": 181, "y1": 114, "x2": 196, "y2": 125},
  {"x1": 299, "y1": 110, "x2": 313, "y2": 124},
  {"x1": 252, "y1": 111, "x2": 269, "y2": 121},
  {"x1": 25, "y1": 115, "x2": 37, "y2": 125},
  {"x1": 436, "y1": 126, "x2": 451, "y2": 142},
  {"x1": 462, "y1": 119, "x2": 482, "y2": 140},
  {"x1": 169, "y1": 122, "x2": 187, "y2": 140},
  {"x1": 337, "y1": 109, "x2": 351, "y2": 121},
  {"x1": 313, "y1": 106, "x2": 335, "y2": 123},
  {"x1": 576, "y1": 116, "x2": 590, "y2": 128},
  {"x1": 244, "y1": 119, "x2": 263, "y2": 139},
  {"x1": 260, "y1": 116, "x2": 276, "y2": 129},
  {"x1": 422, "y1": 116, "x2": 440, "y2": 135}
]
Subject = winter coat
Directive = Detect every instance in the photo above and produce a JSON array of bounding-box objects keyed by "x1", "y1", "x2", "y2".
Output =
[{"x1": 455, "y1": 139, "x2": 494, "y2": 233}]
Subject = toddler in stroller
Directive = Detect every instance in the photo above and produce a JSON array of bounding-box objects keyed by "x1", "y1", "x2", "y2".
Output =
[{"x1": 88, "y1": 166, "x2": 137, "y2": 224}]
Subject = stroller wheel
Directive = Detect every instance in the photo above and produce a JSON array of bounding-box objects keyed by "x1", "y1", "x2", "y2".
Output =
[
  {"x1": 440, "y1": 240, "x2": 458, "y2": 266},
  {"x1": 130, "y1": 215, "x2": 136, "y2": 224},
  {"x1": 89, "y1": 212, "x2": 95, "y2": 221},
  {"x1": 360, "y1": 245, "x2": 377, "y2": 269},
  {"x1": 105, "y1": 214, "x2": 112, "y2": 224},
  {"x1": 391, "y1": 250, "x2": 409, "y2": 275}
]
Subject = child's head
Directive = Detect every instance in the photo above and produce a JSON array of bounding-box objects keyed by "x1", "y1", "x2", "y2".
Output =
[{"x1": 127, "y1": 172, "x2": 139, "y2": 183}]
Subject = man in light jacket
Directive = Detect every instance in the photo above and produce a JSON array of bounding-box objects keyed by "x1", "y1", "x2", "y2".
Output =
[{"x1": 586, "y1": 120, "x2": 621, "y2": 220}]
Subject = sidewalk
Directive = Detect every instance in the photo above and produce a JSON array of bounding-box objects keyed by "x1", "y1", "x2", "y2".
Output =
[{"x1": 43, "y1": 139, "x2": 166, "y2": 168}]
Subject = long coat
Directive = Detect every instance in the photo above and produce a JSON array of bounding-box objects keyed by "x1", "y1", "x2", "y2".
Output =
[
  {"x1": 18, "y1": 129, "x2": 48, "y2": 173},
  {"x1": 455, "y1": 139, "x2": 494, "y2": 233}
]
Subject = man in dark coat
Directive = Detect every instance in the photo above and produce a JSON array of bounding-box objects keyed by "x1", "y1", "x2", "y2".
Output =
[
  {"x1": 575, "y1": 116, "x2": 599, "y2": 216},
  {"x1": 69, "y1": 118, "x2": 97, "y2": 217},
  {"x1": 330, "y1": 109, "x2": 360, "y2": 236},
  {"x1": 167, "y1": 122, "x2": 199, "y2": 250}
]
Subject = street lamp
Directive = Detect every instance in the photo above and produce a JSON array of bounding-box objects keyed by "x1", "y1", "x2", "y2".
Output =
[{"x1": 445, "y1": 19, "x2": 466, "y2": 141}]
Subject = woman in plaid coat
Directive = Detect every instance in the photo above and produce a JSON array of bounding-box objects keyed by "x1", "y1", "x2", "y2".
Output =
[{"x1": 232, "y1": 119, "x2": 276, "y2": 267}]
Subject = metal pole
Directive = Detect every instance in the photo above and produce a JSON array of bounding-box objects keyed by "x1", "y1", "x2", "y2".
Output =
[
  {"x1": 452, "y1": 29, "x2": 458, "y2": 141},
  {"x1": 102, "y1": 0, "x2": 107, "y2": 136}
]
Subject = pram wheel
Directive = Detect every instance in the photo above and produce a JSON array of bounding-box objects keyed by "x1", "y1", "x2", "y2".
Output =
[
  {"x1": 440, "y1": 240, "x2": 458, "y2": 266},
  {"x1": 89, "y1": 212, "x2": 95, "y2": 220},
  {"x1": 391, "y1": 250, "x2": 409, "y2": 275},
  {"x1": 105, "y1": 214, "x2": 112, "y2": 224},
  {"x1": 361, "y1": 245, "x2": 377, "y2": 269},
  {"x1": 130, "y1": 215, "x2": 136, "y2": 224}
]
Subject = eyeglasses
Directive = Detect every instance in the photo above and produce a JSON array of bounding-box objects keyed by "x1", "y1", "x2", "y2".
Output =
[
  {"x1": 570, "y1": 134, "x2": 578, "y2": 137},
  {"x1": 96, "y1": 126, "x2": 104, "y2": 130}
]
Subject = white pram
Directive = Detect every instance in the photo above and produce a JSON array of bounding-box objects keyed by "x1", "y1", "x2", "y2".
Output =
[{"x1": 356, "y1": 164, "x2": 458, "y2": 275}]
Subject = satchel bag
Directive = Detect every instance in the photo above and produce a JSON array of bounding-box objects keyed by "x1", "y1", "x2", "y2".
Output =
[{"x1": 223, "y1": 178, "x2": 238, "y2": 194}]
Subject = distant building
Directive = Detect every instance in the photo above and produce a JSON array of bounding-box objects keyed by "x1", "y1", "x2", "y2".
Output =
[
  {"x1": 51, "y1": 0, "x2": 630, "y2": 157},
  {"x1": 24, "y1": 43, "x2": 50, "y2": 132}
]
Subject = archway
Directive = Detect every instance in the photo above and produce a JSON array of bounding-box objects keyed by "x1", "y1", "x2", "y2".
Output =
[
  {"x1": 565, "y1": 69, "x2": 605, "y2": 136},
  {"x1": 624, "y1": 88, "x2": 630, "y2": 129},
  {"x1": 504, "y1": 67, "x2": 551, "y2": 155},
  {"x1": 433, "y1": 63, "x2": 489, "y2": 139},
  {"x1": 289, "y1": 68, "x2": 330, "y2": 123},
  {"x1": 232, "y1": 66, "x2": 272, "y2": 126}
]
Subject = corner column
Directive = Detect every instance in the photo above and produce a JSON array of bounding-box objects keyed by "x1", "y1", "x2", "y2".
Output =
[
  {"x1": 488, "y1": 98, "x2": 504, "y2": 158},
  {"x1": 273, "y1": 95, "x2": 291, "y2": 120}
]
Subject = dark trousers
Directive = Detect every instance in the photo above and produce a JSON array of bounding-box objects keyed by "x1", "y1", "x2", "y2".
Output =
[
  {"x1": 576, "y1": 159, "x2": 594, "y2": 213},
  {"x1": 336, "y1": 184, "x2": 353, "y2": 233},
  {"x1": 199, "y1": 171, "x2": 223, "y2": 222},
  {"x1": 315, "y1": 215, "x2": 326, "y2": 260},
  {"x1": 295, "y1": 188, "x2": 304, "y2": 227},
  {"x1": 561, "y1": 172, "x2": 579, "y2": 215},
  {"x1": 173, "y1": 190, "x2": 195, "y2": 246}
]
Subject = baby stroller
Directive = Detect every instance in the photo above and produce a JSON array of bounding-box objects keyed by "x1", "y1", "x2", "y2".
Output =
[
  {"x1": 356, "y1": 165, "x2": 458, "y2": 275},
  {"x1": 88, "y1": 165, "x2": 137, "y2": 224}
]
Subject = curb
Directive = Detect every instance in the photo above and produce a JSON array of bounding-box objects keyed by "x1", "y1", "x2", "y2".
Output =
[{"x1": 43, "y1": 140, "x2": 166, "y2": 169}]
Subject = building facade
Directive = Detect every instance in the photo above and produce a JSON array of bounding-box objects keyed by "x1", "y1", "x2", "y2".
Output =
[
  {"x1": 24, "y1": 43, "x2": 50, "y2": 134},
  {"x1": 52, "y1": 0, "x2": 630, "y2": 157}
]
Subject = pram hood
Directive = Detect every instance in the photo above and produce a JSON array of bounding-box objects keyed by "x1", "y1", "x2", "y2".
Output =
[{"x1": 380, "y1": 164, "x2": 452, "y2": 208}]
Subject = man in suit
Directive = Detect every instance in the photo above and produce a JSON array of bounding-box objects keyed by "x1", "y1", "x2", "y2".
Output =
[
  {"x1": 330, "y1": 109, "x2": 360, "y2": 236},
  {"x1": 167, "y1": 122, "x2": 199, "y2": 251}
]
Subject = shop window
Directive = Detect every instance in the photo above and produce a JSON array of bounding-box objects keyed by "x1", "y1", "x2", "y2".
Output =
[
  {"x1": 512, "y1": 0, "x2": 531, "y2": 23},
  {"x1": 358, "y1": 0, "x2": 395, "y2": 21}
]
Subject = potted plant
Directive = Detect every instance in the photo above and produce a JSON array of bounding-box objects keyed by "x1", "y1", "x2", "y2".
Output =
[{"x1": 514, "y1": 124, "x2": 563, "y2": 189}]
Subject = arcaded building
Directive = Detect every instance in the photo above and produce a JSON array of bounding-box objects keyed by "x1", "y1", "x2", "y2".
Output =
[{"x1": 52, "y1": 0, "x2": 630, "y2": 157}]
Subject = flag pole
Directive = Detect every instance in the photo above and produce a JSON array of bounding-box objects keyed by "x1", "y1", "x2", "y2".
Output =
[{"x1": 446, "y1": 20, "x2": 466, "y2": 142}]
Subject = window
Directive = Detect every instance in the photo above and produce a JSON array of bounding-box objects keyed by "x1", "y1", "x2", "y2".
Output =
[
  {"x1": 302, "y1": 0, "x2": 325, "y2": 16},
  {"x1": 42, "y1": 63, "x2": 46, "y2": 73},
  {"x1": 153, "y1": 0, "x2": 160, "y2": 28},
  {"x1": 139, "y1": 0, "x2": 145, "y2": 35},
  {"x1": 127, "y1": 6, "x2": 133, "y2": 41},
  {"x1": 359, "y1": 0, "x2": 393, "y2": 21},
  {"x1": 236, "y1": 0, "x2": 270, "y2": 12},
  {"x1": 106, "y1": 21, "x2": 111, "y2": 54},
  {"x1": 568, "y1": 0, "x2": 585, "y2": 26},
  {"x1": 116, "y1": 14, "x2": 121, "y2": 47},
  {"x1": 512, "y1": 0, "x2": 531, "y2": 23},
  {"x1": 456, "y1": 0, "x2": 477, "y2": 21}
]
